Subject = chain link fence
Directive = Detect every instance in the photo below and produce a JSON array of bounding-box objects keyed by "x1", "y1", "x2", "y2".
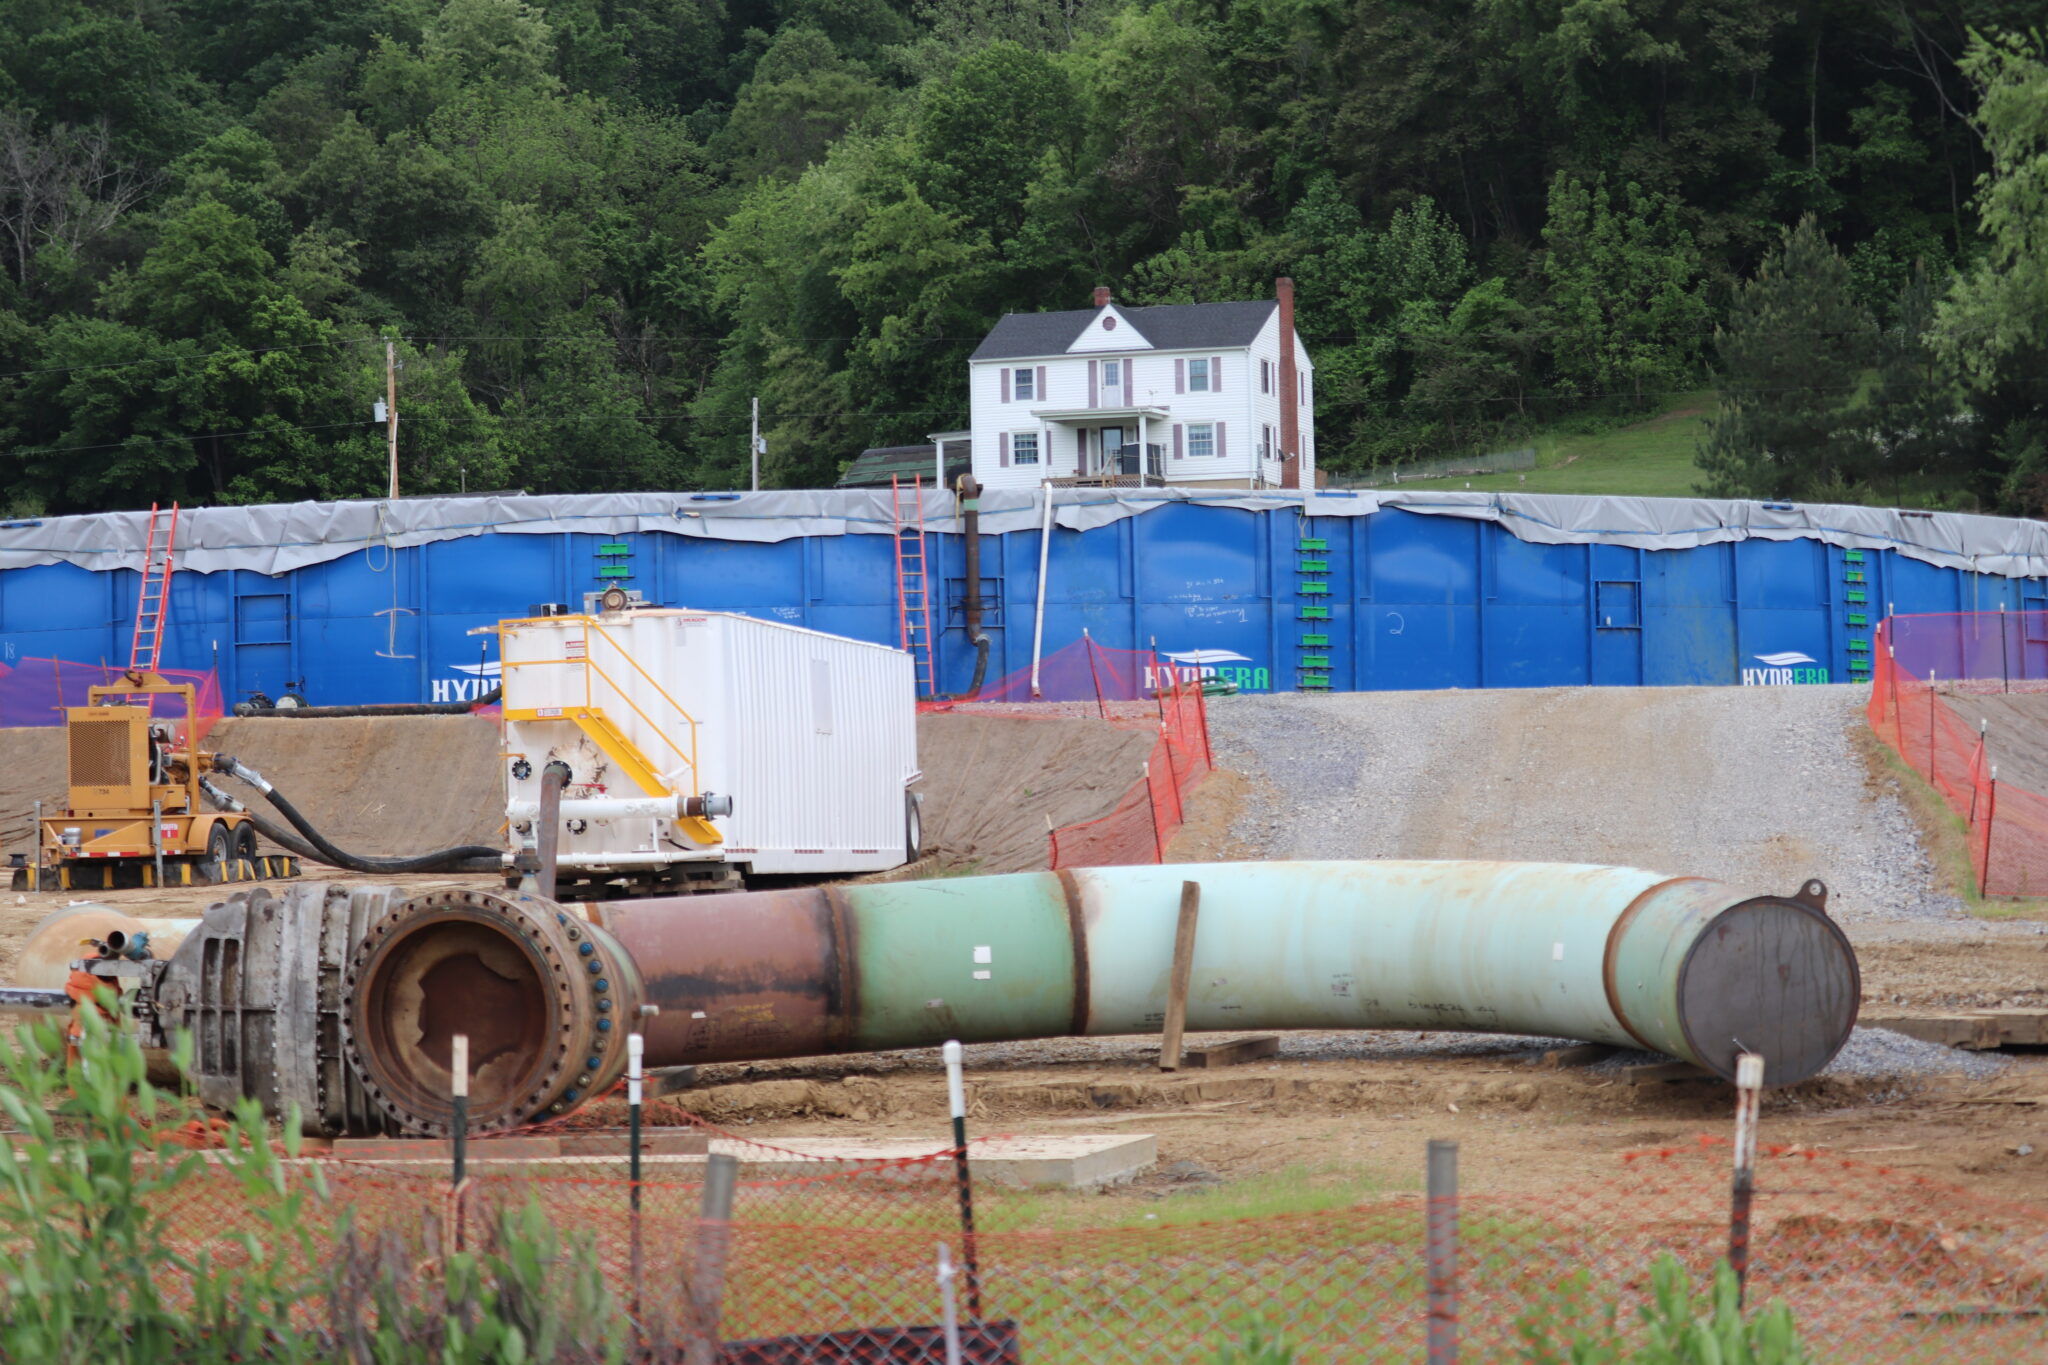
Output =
[{"x1": 130, "y1": 1106, "x2": 2048, "y2": 1363}]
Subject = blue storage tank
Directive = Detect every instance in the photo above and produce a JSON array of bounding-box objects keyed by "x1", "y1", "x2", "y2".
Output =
[{"x1": 1, "y1": 491, "x2": 2043, "y2": 706}]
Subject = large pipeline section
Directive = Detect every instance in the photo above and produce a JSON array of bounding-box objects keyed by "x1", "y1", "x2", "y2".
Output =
[{"x1": 7, "y1": 861, "x2": 1858, "y2": 1136}]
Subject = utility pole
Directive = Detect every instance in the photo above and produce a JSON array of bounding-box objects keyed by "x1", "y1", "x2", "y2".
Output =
[
  {"x1": 385, "y1": 341, "x2": 400, "y2": 500},
  {"x1": 750, "y1": 396, "x2": 760, "y2": 492}
]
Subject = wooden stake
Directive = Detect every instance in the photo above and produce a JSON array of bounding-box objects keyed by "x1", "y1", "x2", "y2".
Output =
[
  {"x1": 1160, "y1": 880, "x2": 1200, "y2": 1071},
  {"x1": 385, "y1": 341, "x2": 399, "y2": 500}
]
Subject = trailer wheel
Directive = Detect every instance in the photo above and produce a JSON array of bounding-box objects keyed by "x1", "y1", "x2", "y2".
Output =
[
  {"x1": 205, "y1": 822, "x2": 234, "y2": 877},
  {"x1": 233, "y1": 821, "x2": 258, "y2": 863},
  {"x1": 904, "y1": 791, "x2": 923, "y2": 863}
]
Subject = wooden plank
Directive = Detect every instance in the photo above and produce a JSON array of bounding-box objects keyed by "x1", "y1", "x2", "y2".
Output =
[
  {"x1": 331, "y1": 1135, "x2": 563, "y2": 1160},
  {"x1": 1619, "y1": 1060, "x2": 1715, "y2": 1085},
  {"x1": 1540, "y1": 1043, "x2": 1618, "y2": 1070},
  {"x1": 1181, "y1": 1035, "x2": 1280, "y2": 1069},
  {"x1": 1861, "y1": 1012, "x2": 2043, "y2": 1050},
  {"x1": 1158, "y1": 880, "x2": 1200, "y2": 1072}
]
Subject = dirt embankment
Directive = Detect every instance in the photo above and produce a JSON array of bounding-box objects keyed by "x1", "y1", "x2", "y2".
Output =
[
  {"x1": 1942, "y1": 691, "x2": 2048, "y2": 797},
  {"x1": 914, "y1": 711, "x2": 1158, "y2": 874}
]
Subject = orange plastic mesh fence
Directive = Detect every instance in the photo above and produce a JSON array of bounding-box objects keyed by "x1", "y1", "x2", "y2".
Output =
[
  {"x1": 122, "y1": 1125, "x2": 2048, "y2": 1362},
  {"x1": 1868, "y1": 613, "x2": 2048, "y2": 897},
  {"x1": 0, "y1": 655, "x2": 225, "y2": 743}
]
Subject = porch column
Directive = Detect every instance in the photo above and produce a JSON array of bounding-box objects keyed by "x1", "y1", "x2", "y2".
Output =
[{"x1": 1139, "y1": 414, "x2": 1148, "y2": 484}]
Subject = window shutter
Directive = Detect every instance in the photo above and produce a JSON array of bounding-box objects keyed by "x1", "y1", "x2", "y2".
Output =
[
  {"x1": 1036, "y1": 365, "x2": 1047, "y2": 402},
  {"x1": 1173, "y1": 424, "x2": 1184, "y2": 460},
  {"x1": 1216, "y1": 421, "x2": 1227, "y2": 458},
  {"x1": 1087, "y1": 359, "x2": 1098, "y2": 409},
  {"x1": 1001, "y1": 369, "x2": 1010, "y2": 403},
  {"x1": 1174, "y1": 359, "x2": 1185, "y2": 395},
  {"x1": 999, "y1": 433, "x2": 1010, "y2": 467},
  {"x1": 1299, "y1": 371, "x2": 1305, "y2": 404},
  {"x1": 1212, "y1": 356, "x2": 1223, "y2": 392}
]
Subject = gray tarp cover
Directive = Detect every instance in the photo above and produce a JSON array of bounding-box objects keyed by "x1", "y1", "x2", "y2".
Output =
[{"x1": 2, "y1": 488, "x2": 2044, "y2": 580}]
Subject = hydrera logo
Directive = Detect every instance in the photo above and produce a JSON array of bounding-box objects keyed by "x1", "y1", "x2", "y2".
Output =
[
  {"x1": 431, "y1": 658, "x2": 501, "y2": 703},
  {"x1": 1148, "y1": 648, "x2": 1270, "y2": 692},
  {"x1": 1741, "y1": 651, "x2": 1830, "y2": 687}
]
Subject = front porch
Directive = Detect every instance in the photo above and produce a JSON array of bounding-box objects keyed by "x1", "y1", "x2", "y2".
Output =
[{"x1": 1029, "y1": 406, "x2": 1170, "y2": 486}]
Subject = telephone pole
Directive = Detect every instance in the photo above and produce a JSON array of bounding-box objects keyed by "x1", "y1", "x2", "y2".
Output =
[
  {"x1": 385, "y1": 341, "x2": 400, "y2": 500},
  {"x1": 750, "y1": 396, "x2": 760, "y2": 491}
]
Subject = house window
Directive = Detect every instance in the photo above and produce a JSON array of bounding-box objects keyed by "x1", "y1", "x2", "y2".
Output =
[
  {"x1": 1102, "y1": 359, "x2": 1120, "y2": 387},
  {"x1": 1261, "y1": 359, "x2": 1272, "y2": 394},
  {"x1": 1187, "y1": 423, "x2": 1215, "y2": 458},
  {"x1": 1262, "y1": 424, "x2": 1274, "y2": 460},
  {"x1": 1188, "y1": 357, "x2": 1211, "y2": 392},
  {"x1": 1013, "y1": 367, "x2": 1036, "y2": 401},
  {"x1": 1011, "y1": 431, "x2": 1039, "y2": 465}
]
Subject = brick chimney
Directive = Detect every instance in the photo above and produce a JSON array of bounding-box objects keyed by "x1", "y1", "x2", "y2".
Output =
[
  {"x1": 1092, "y1": 286, "x2": 1111, "y2": 308},
  {"x1": 1277, "y1": 277, "x2": 1300, "y2": 482}
]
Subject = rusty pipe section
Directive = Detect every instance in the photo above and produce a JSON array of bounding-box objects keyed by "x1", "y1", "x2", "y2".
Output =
[{"x1": 14, "y1": 861, "x2": 1859, "y2": 1136}]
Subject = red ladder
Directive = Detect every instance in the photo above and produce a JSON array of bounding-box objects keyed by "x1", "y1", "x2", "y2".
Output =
[
  {"x1": 891, "y1": 476, "x2": 936, "y2": 696},
  {"x1": 130, "y1": 502, "x2": 180, "y2": 673}
]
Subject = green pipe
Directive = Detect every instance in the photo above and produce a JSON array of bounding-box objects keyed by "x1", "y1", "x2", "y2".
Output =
[{"x1": 812, "y1": 861, "x2": 1856, "y2": 1085}]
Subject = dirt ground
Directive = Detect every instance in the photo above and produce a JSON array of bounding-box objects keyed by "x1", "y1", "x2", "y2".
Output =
[
  {"x1": 1, "y1": 692, "x2": 2044, "y2": 1214},
  {"x1": 1945, "y1": 691, "x2": 2048, "y2": 796}
]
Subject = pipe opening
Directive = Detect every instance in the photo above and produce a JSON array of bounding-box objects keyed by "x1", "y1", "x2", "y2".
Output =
[{"x1": 359, "y1": 918, "x2": 554, "y2": 1120}]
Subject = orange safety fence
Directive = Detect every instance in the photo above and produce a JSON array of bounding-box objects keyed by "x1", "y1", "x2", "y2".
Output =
[
  {"x1": 1868, "y1": 612, "x2": 2048, "y2": 898},
  {"x1": 120, "y1": 1111, "x2": 2048, "y2": 1363},
  {"x1": 917, "y1": 636, "x2": 1213, "y2": 869},
  {"x1": 0, "y1": 655, "x2": 225, "y2": 743}
]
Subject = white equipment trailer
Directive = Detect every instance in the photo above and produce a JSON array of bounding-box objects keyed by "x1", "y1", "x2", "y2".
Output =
[{"x1": 490, "y1": 601, "x2": 921, "y2": 895}]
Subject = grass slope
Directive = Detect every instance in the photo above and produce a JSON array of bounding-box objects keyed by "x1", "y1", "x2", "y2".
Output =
[{"x1": 1360, "y1": 392, "x2": 1714, "y2": 497}]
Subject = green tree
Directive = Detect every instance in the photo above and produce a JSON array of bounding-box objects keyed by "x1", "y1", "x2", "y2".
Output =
[
  {"x1": 1696, "y1": 215, "x2": 1876, "y2": 500},
  {"x1": 1935, "y1": 29, "x2": 2048, "y2": 514},
  {"x1": 1542, "y1": 172, "x2": 1708, "y2": 407}
]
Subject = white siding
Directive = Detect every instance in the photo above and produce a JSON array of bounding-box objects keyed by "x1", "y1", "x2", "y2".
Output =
[
  {"x1": 500, "y1": 610, "x2": 917, "y2": 875},
  {"x1": 1065, "y1": 305, "x2": 1153, "y2": 352},
  {"x1": 967, "y1": 304, "x2": 1316, "y2": 489}
]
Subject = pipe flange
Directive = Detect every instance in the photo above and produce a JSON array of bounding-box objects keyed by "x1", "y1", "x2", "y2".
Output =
[{"x1": 339, "y1": 887, "x2": 638, "y2": 1137}]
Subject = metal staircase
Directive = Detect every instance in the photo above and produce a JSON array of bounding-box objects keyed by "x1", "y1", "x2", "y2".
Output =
[
  {"x1": 499, "y1": 617, "x2": 721, "y2": 846},
  {"x1": 891, "y1": 476, "x2": 936, "y2": 696},
  {"x1": 130, "y1": 503, "x2": 180, "y2": 673}
]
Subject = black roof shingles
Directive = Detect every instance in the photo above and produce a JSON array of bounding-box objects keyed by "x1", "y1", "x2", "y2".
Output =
[
  {"x1": 836, "y1": 443, "x2": 971, "y2": 489},
  {"x1": 969, "y1": 300, "x2": 1277, "y2": 362}
]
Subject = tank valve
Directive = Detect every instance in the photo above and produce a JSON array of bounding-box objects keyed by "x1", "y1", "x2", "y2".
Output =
[{"x1": 684, "y1": 793, "x2": 734, "y2": 818}]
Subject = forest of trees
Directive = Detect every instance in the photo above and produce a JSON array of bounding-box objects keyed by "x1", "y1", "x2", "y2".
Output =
[{"x1": 1, "y1": 1, "x2": 2045, "y2": 515}]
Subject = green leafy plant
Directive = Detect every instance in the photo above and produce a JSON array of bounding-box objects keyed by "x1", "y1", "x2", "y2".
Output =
[
  {"x1": 0, "y1": 1003, "x2": 328, "y2": 1364},
  {"x1": 0, "y1": 1000, "x2": 631, "y2": 1364},
  {"x1": 1211, "y1": 1316, "x2": 1297, "y2": 1364},
  {"x1": 1516, "y1": 1255, "x2": 1811, "y2": 1364}
]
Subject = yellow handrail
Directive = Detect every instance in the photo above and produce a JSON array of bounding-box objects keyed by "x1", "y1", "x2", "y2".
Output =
[{"x1": 495, "y1": 615, "x2": 701, "y2": 794}]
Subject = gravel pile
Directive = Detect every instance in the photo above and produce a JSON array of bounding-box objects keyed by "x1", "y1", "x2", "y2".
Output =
[
  {"x1": 1822, "y1": 1026, "x2": 2010, "y2": 1080},
  {"x1": 1207, "y1": 685, "x2": 1976, "y2": 935}
]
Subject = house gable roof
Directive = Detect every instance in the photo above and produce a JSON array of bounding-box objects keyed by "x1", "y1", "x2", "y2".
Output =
[{"x1": 970, "y1": 299, "x2": 1279, "y2": 362}]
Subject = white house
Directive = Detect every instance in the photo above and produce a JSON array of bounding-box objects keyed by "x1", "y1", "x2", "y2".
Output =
[{"x1": 965, "y1": 280, "x2": 1315, "y2": 491}]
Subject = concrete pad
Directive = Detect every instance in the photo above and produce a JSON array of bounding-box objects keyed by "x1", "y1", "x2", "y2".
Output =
[{"x1": 307, "y1": 1132, "x2": 1157, "y2": 1188}]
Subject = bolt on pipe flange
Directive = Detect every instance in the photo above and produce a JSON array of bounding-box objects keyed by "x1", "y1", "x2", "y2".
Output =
[{"x1": 340, "y1": 887, "x2": 643, "y2": 1136}]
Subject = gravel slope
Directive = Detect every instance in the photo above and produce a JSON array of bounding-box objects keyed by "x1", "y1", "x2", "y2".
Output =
[{"x1": 1207, "y1": 684, "x2": 1989, "y2": 937}]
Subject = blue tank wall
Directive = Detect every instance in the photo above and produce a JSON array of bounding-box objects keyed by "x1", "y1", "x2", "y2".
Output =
[{"x1": 2, "y1": 501, "x2": 2044, "y2": 706}]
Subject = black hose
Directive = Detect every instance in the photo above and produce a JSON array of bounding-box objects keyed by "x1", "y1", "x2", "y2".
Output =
[
  {"x1": 236, "y1": 686, "x2": 502, "y2": 718},
  {"x1": 213, "y1": 759, "x2": 503, "y2": 874}
]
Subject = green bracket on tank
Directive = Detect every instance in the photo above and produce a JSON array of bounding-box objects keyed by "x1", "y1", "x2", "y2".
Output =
[
  {"x1": 1299, "y1": 605, "x2": 1329, "y2": 620},
  {"x1": 1299, "y1": 633, "x2": 1329, "y2": 647},
  {"x1": 1297, "y1": 538, "x2": 1327, "y2": 552},
  {"x1": 597, "y1": 539, "x2": 634, "y2": 585}
]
